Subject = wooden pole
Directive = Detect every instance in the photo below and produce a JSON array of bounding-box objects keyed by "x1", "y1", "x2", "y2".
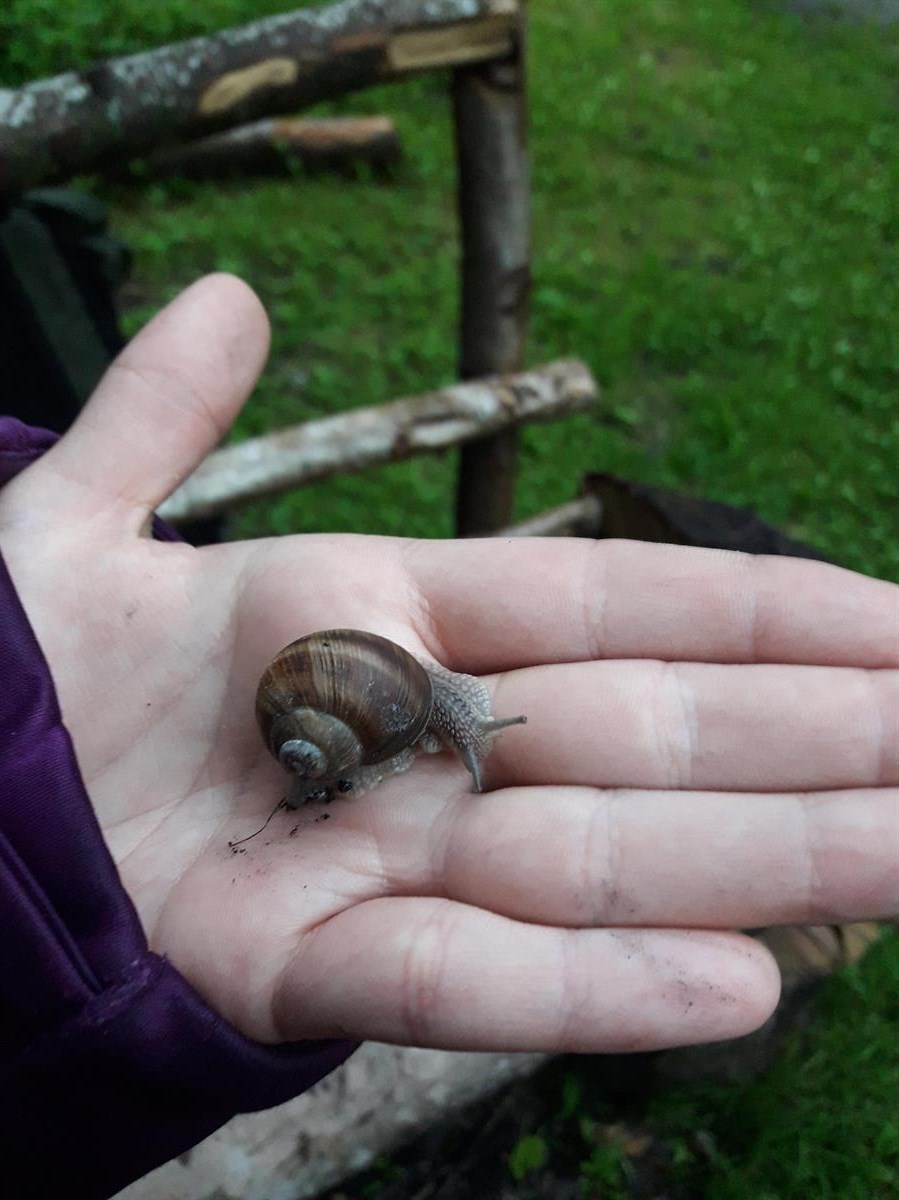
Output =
[
  {"x1": 158, "y1": 359, "x2": 595, "y2": 523},
  {"x1": 0, "y1": 0, "x2": 517, "y2": 196},
  {"x1": 451, "y1": 1, "x2": 529, "y2": 535}
]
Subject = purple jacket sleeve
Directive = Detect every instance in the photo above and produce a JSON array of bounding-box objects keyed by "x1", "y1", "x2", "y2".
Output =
[{"x1": 0, "y1": 418, "x2": 355, "y2": 1200}]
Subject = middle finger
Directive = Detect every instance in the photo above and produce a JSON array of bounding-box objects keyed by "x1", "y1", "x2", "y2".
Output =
[{"x1": 485, "y1": 660, "x2": 898, "y2": 793}]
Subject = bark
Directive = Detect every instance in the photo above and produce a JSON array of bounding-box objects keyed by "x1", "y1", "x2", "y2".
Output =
[
  {"x1": 0, "y1": 0, "x2": 518, "y2": 196},
  {"x1": 452, "y1": 3, "x2": 530, "y2": 534},
  {"x1": 158, "y1": 358, "x2": 595, "y2": 523},
  {"x1": 140, "y1": 115, "x2": 401, "y2": 180}
]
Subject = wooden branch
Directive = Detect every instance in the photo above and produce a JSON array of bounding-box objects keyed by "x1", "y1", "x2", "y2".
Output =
[
  {"x1": 158, "y1": 359, "x2": 595, "y2": 523},
  {"x1": 451, "y1": 4, "x2": 530, "y2": 535},
  {"x1": 140, "y1": 115, "x2": 401, "y2": 179},
  {"x1": 0, "y1": 0, "x2": 519, "y2": 196},
  {"x1": 493, "y1": 495, "x2": 603, "y2": 538}
]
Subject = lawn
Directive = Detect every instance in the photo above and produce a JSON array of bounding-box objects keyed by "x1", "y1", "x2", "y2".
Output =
[{"x1": 3, "y1": 0, "x2": 897, "y2": 1195}]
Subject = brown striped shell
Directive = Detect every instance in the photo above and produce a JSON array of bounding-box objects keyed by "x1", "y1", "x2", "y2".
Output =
[{"x1": 255, "y1": 630, "x2": 434, "y2": 787}]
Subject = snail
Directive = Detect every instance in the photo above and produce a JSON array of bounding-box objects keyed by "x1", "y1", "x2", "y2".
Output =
[{"x1": 255, "y1": 629, "x2": 527, "y2": 807}]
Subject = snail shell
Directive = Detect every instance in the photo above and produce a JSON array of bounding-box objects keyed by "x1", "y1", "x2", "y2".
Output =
[{"x1": 255, "y1": 629, "x2": 526, "y2": 807}]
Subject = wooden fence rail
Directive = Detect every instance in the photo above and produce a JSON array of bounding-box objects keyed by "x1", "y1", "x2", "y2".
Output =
[
  {"x1": 0, "y1": 0, "x2": 518, "y2": 195},
  {"x1": 159, "y1": 358, "x2": 594, "y2": 523},
  {"x1": 495, "y1": 494, "x2": 602, "y2": 538}
]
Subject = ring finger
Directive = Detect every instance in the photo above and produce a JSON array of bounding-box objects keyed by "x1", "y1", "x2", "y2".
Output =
[{"x1": 380, "y1": 784, "x2": 899, "y2": 930}]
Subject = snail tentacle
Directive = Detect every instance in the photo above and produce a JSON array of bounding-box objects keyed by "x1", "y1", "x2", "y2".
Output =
[{"x1": 420, "y1": 660, "x2": 527, "y2": 793}]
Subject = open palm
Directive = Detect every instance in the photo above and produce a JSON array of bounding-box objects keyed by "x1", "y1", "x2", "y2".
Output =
[{"x1": 1, "y1": 275, "x2": 895, "y2": 1053}]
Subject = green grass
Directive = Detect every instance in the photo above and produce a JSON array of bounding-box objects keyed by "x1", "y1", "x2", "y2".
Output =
[{"x1": 4, "y1": 2, "x2": 898, "y2": 1194}]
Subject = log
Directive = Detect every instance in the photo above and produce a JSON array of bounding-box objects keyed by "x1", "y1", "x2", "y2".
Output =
[
  {"x1": 158, "y1": 358, "x2": 596, "y2": 523},
  {"x1": 114, "y1": 1044, "x2": 546, "y2": 1200},
  {"x1": 140, "y1": 115, "x2": 401, "y2": 180},
  {"x1": 0, "y1": 0, "x2": 519, "y2": 196},
  {"x1": 493, "y1": 494, "x2": 603, "y2": 538},
  {"x1": 452, "y1": 3, "x2": 530, "y2": 535}
]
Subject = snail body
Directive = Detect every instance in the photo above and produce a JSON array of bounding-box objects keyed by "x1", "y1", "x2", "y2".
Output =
[{"x1": 255, "y1": 629, "x2": 526, "y2": 807}]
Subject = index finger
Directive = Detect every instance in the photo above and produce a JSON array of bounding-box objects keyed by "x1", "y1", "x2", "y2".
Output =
[{"x1": 402, "y1": 538, "x2": 898, "y2": 671}]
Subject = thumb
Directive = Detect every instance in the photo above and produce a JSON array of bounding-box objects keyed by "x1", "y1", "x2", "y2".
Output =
[{"x1": 32, "y1": 273, "x2": 269, "y2": 522}]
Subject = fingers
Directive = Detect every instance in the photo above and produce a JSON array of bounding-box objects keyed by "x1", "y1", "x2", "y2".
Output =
[
  {"x1": 485, "y1": 660, "x2": 899, "y2": 792},
  {"x1": 35, "y1": 273, "x2": 270, "y2": 519},
  {"x1": 275, "y1": 898, "x2": 780, "y2": 1050},
  {"x1": 381, "y1": 786, "x2": 899, "y2": 930},
  {"x1": 402, "y1": 538, "x2": 899, "y2": 671}
]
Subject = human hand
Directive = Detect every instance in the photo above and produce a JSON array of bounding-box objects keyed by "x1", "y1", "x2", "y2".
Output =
[{"x1": 1, "y1": 275, "x2": 895, "y2": 1053}]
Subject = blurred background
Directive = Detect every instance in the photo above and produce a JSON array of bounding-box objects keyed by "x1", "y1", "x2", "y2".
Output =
[{"x1": 3, "y1": 1, "x2": 896, "y2": 1196}]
